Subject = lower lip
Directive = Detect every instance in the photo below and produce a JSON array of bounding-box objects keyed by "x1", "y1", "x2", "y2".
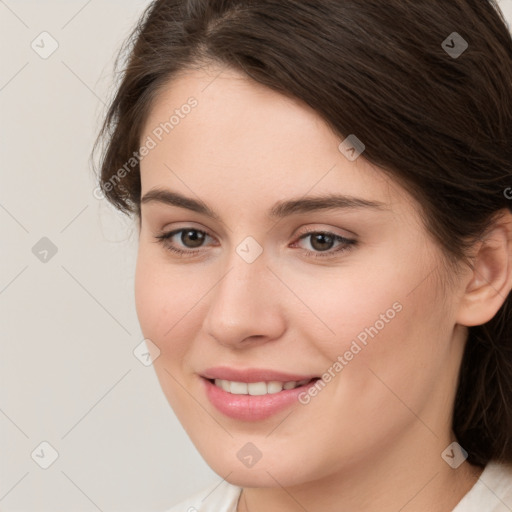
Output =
[{"x1": 202, "y1": 377, "x2": 318, "y2": 421}]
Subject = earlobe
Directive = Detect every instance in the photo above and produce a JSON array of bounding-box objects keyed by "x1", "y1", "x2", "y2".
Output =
[{"x1": 456, "y1": 209, "x2": 512, "y2": 327}]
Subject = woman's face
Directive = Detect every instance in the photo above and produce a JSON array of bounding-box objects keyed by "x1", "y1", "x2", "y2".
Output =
[{"x1": 135, "y1": 65, "x2": 468, "y2": 487}]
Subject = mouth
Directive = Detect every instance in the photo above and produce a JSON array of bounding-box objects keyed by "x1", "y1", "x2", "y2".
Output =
[
  {"x1": 206, "y1": 377, "x2": 319, "y2": 396},
  {"x1": 200, "y1": 371, "x2": 321, "y2": 421}
]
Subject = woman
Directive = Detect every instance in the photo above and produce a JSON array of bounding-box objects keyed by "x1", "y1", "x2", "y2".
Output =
[{"x1": 93, "y1": 0, "x2": 512, "y2": 510}]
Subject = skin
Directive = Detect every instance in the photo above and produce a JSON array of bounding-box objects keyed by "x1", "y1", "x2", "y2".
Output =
[{"x1": 134, "y1": 63, "x2": 512, "y2": 511}]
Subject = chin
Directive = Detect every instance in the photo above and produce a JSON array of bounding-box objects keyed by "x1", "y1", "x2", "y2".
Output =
[{"x1": 197, "y1": 444, "x2": 317, "y2": 488}]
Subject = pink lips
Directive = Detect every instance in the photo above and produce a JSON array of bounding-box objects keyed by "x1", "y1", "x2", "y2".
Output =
[
  {"x1": 201, "y1": 366, "x2": 318, "y2": 383},
  {"x1": 201, "y1": 366, "x2": 319, "y2": 421}
]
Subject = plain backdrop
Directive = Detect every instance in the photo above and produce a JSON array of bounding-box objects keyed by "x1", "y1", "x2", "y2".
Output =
[{"x1": 1, "y1": 1, "x2": 511, "y2": 511}]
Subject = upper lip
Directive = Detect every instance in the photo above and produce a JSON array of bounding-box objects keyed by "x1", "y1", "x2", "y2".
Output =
[{"x1": 201, "y1": 366, "x2": 319, "y2": 383}]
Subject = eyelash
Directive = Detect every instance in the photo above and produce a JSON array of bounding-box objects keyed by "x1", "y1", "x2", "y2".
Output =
[{"x1": 154, "y1": 227, "x2": 357, "y2": 260}]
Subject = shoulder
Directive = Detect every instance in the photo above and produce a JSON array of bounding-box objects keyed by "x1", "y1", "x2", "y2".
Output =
[
  {"x1": 452, "y1": 460, "x2": 512, "y2": 511},
  {"x1": 164, "y1": 479, "x2": 243, "y2": 512}
]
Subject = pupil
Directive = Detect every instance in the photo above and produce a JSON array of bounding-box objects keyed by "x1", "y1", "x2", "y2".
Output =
[
  {"x1": 183, "y1": 230, "x2": 204, "y2": 248},
  {"x1": 312, "y1": 233, "x2": 333, "y2": 251}
]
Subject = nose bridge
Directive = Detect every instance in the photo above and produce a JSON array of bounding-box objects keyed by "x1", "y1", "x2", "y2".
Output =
[
  {"x1": 202, "y1": 242, "x2": 284, "y2": 346},
  {"x1": 219, "y1": 234, "x2": 271, "y2": 300}
]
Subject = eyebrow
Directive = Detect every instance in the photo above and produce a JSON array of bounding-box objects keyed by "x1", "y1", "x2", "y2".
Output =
[{"x1": 140, "y1": 188, "x2": 388, "y2": 220}]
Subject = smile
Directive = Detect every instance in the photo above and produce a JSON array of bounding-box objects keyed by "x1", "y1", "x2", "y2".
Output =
[
  {"x1": 201, "y1": 371, "x2": 321, "y2": 421},
  {"x1": 212, "y1": 378, "x2": 313, "y2": 395}
]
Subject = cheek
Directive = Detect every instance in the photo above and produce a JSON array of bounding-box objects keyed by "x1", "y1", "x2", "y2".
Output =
[
  {"x1": 275, "y1": 272, "x2": 452, "y2": 462},
  {"x1": 134, "y1": 247, "x2": 193, "y2": 357},
  {"x1": 290, "y1": 257, "x2": 451, "y2": 405},
  {"x1": 277, "y1": 259, "x2": 411, "y2": 353},
  {"x1": 134, "y1": 249, "x2": 204, "y2": 413},
  {"x1": 134, "y1": 249, "x2": 160, "y2": 339}
]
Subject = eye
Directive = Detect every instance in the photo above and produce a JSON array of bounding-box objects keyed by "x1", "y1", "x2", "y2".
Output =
[
  {"x1": 154, "y1": 227, "x2": 357, "y2": 260},
  {"x1": 292, "y1": 229, "x2": 357, "y2": 259},
  {"x1": 154, "y1": 228, "x2": 213, "y2": 257}
]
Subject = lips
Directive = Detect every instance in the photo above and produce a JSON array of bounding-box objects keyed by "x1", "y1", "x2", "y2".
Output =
[
  {"x1": 201, "y1": 366, "x2": 318, "y2": 383},
  {"x1": 200, "y1": 366, "x2": 320, "y2": 421}
]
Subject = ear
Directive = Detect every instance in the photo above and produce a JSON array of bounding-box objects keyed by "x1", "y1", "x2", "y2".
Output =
[{"x1": 456, "y1": 209, "x2": 512, "y2": 327}]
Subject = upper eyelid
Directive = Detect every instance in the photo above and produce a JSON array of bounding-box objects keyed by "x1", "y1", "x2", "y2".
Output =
[
  {"x1": 160, "y1": 226, "x2": 352, "y2": 236},
  {"x1": 297, "y1": 225, "x2": 356, "y2": 239}
]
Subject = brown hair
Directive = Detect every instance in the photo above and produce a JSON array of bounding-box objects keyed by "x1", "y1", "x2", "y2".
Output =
[{"x1": 92, "y1": 0, "x2": 512, "y2": 466}]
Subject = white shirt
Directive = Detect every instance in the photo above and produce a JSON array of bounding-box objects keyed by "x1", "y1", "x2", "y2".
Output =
[{"x1": 165, "y1": 461, "x2": 512, "y2": 512}]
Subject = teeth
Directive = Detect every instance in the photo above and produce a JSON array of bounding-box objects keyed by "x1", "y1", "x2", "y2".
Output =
[
  {"x1": 248, "y1": 382, "x2": 267, "y2": 396},
  {"x1": 214, "y1": 379, "x2": 310, "y2": 395},
  {"x1": 267, "y1": 381, "x2": 285, "y2": 394}
]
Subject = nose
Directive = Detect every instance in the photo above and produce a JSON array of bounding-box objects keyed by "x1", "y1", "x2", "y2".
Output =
[{"x1": 202, "y1": 248, "x2": 287, "y2": 349}]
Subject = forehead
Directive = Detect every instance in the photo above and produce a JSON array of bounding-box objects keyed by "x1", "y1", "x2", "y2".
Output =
[{"x1": 139, "y1": 66, "x2": 405, "y2": 214}]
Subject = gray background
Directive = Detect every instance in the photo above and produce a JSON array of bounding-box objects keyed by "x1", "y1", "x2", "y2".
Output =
[{"x1": 1, "y1": 1, "x2": 511, "y2": 510}]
